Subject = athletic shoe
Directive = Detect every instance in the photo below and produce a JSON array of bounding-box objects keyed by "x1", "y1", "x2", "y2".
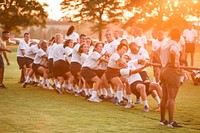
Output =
[
  {"x1": 125, "y1": 102, "x2": 135, "y2": 108},
  {"x1": 55, "y1": 88, "x2": 63, "y2": 94},
  {"x1": 75, "y1": 92, "x2": 82, "y2": 97},
  {"x1": 113, "y1": 97, "x2": 119, "y2": 104},
  {"x1": 47, "y1": 86, "x2": 54, "y2": 90},
  {"x1": 99, "y1": 95, "x2": 105, "y2": 100},
  {"x1": 160, "y1": 120, "x2": 169, "y2": 126},
  {"x1": 116, "y1": 100, "x2": 127, "y2": 106},
  {"x1": 135, "y1": 98, "x2": 141, "y2": 104},
  {"x1": 22, "y1": 82, "x2": 28, "y2": 88},
  {"x1": 167, "y1": 121, "x2": 182, "y2": 128},
  {"x1": 144, "y1": 106, "x2": 149, "y2": 112},
  {"x1": 104, "y1": 96, "x2": 113, "y2": 102},
  {"x1": 85, "y1": 95, "x2": 91, "y2": 100},
  {"x1": 88, "y1": 96, "x2": 101, "y2": 103}
]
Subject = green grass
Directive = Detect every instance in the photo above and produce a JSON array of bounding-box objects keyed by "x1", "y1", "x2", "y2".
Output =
[{"x1": 0, "y1": 45, "x2": 200, "y2": 133}]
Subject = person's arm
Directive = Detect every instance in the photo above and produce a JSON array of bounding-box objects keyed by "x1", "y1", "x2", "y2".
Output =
[
  {"x1": 2, "y1": 51, "x2": 10, "y2": 65},
  {"x1": 170, "y1": 50, "x2": 176, "y2": 67}
]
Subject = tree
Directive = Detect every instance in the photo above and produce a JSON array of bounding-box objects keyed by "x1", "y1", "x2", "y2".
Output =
[
  {"x1": 61, "y1": 0, "x2": 123, "y2": 41},
  {"x1": 123, "y1": 0, "x2": 200, "y2": 31},
  {"x1": 0, "y1": 0, "x2": 48, "y2": 33}
]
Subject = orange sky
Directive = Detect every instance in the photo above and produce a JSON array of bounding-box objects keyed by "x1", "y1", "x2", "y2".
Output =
[{"x1": 37, "y1": 0, "x2": 64, "y2": 21}]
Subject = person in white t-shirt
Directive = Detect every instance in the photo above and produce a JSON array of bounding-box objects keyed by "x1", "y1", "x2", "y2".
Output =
[
  {"x1": 151, "y1": 30, "x2": 167, "y2": 83},
  {"x1": 134, "y1": 28, "x2": 148, "y2": 49},
  {"x1": 65, "y1": 25, "x2": 79, "y2": 43},
  {"x1": 52, "y1": 39, "x2": 73, "y2": 94},
  {"x1": 16, "y1": 33, "x2": 31, "y2": 83},
  {"x1": 81, "y1": 42, "x2": 108, "y2": 102},
  {"x1": 183, "y1": 22, "x2": 198, "y2": 66},
  {"x1": 104, "y1": 43, "x2": 128, "y2": 105}
]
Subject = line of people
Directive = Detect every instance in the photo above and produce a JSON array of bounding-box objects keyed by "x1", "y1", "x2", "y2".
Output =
[{"x1": 16, "y1": 24, "x2": 198, "y2": 128}]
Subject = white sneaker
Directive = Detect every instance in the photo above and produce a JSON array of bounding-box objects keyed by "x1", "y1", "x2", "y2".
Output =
[
  {"x1": 37, "y1": 83, "x2": 47, "y2": 89},
  {"x1": 47, "y1": 86, "x2": 54, "y2": 90},
  {"x1": 88, "y1": 97, "x2": 101, "y2": 103},
  {"x1": 125, "y1": 102, "x2": 135, "y2": 108}
]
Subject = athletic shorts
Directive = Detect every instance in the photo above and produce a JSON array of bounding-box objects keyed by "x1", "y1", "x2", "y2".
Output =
[
  {"x1": 17, "y1": 57, "x2": 25, "y2": 69},
  {"x1": 94, "y1": 69, "x2": 105, "y2": 78},
  {"x1": 53, "y1": 60, "x2": 69, "y2": 78},
  {"x1": 48, "y1": 58, "x2": 53, "y2": 73},
  {"x1": 185, "y1": 43, "x2": 195, "y2": 53},
  {"x1": 81, "y1": 67, "x2": 97, "y2": 84},
  {"x1": 32, "y1": 63, "x2": 47, "y2": 75},
  {"x1": 0, "y1": 55, "x2": 4, "y2": 68},
  {"x1": 70, "y1": 62, "x2": 82, "y2": 82},
  {"x1": 139, "y1": 71, "x2": 150, "y2": 82},
  {"x1": 160, "y1": 67, "x2": 180, "y2": 89},
  {"x1": 24, "y1": 57, "x2": 34, "y2": 68},
  {"x1": 130, "y1": 81, "x2": 151, "y2": 96},
  {"x1": 105, "y1": 67, "x2": 121, "y2": 82}
]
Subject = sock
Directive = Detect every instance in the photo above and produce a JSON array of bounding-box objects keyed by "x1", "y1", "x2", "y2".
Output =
[
  {"x1": 114, "y1": 92, "x2": 117, "y2": 98},
  {"x1": 53, "y1": 79, "x2": 58, "y2": 86},
  {"x1": 46, "y1": 79, "x2": 51, "y2": 87},
  {"x1": 25, "y1": 76, "x2": 30, "y2": 83},
  {"x1": 154, "y1": 96, "x2": 160, "y2": 105},
  {"x1": 117, "y1": 91, "x2": 123, "y2": 102},
  {"x1": 153, "y1": 76, "x2": 156, "y2": 82},
  {"x1": 84, "y1": 88, "x2": 89, "y2": 96},
  {"x1": 89, "y1": 88, "x2": 93, "y2": 95},
  {"x1": 99, "y1": 88, "x2": 104, "y2": 96},
  {"x1": 56, "y1": 83, "x2": 61, "y2": 89},
  {"x1": 180, "y1": 76, "x2": 184, "y2": 82},
  {"x1": 91, "y1": 91, "x2": 97, "y2": 98},
  {"x1": 143, "y1": 100, "x2": 149, "y2": 107},
  {"x1": 127, "y1": 94, "x2": 132, "y2": 103},
  {"x1": 103, "y1": 88, "x2": 108, "y2": 97},
  {"x1": 107, "y1": 88, "x2": 113, "y2": 97}
]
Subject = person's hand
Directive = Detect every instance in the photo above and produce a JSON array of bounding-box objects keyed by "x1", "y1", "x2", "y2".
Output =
[
  {"x1": 144, "y1": 60, "x2": 150, "y2": 67},
  {"x1": 6, "y1": 60, "x2": 10, "y2": 65},
  {"x1": 138, "y1": 59, "x2": 146, "y2": 65}
]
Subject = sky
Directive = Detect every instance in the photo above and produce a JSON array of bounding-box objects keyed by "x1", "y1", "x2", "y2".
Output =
[{"x1": 38, "y1": 0, "x2": 64, "y2": 21}]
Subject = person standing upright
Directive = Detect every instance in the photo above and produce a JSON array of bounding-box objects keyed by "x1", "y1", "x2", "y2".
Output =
[
  {"x1": 0, "y1": 31, "x2": 12, "y2": 89},
  {"x1": 183, "y1": 22, "x2": 197, "y2": 66}
]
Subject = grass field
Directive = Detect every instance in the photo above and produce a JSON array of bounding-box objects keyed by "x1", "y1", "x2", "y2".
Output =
[{"x1": 0, "y1": 45, "x2": 200, "y2": 133}]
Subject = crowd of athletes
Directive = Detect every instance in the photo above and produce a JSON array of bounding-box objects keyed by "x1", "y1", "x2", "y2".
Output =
[{"x1": 16, "y1": 24, "x2": 198, "y2": 118}]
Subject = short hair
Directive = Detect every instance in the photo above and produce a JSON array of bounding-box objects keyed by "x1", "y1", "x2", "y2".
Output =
[
  {"x1": 64, "y1": 39, "x2": 73, "y2": 46},
  {"x1": 24, "y1": 33, "x2": 30, "y2": 37},
  {"x1": 80, "y1": 34, "x2": 86, "y2": 39},
  {"x1": 2, "y1": 31, "x2": 9, "y2": 34},
  {"x1": 94, "y1": 42, "x2": 104, "y2": 48},
  {"x1": 117, "y1": 43, "x2": 128, "y2": 51}
]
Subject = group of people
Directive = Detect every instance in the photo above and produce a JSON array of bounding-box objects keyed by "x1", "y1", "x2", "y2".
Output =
[{"x1": 1, "y1": 22, "x2": 197, "y2": 128}]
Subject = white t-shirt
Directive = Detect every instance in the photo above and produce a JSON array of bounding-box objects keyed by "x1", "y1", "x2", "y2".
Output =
[
  {"x1": 16, "y1": 40, "x2": 30, "y2": 57},
  {"x1": 52, "y1": 44, "x2": 66, "y2": 62},
  {"x1": 33, "y1": 49, "x2": 46, "y2": 65},
  {"x1": 120, "y1": 60, "x2": 143, "y2": 85},
  {"x1": 151, "y1": 38, "x2": 167, "y2": 51},
  {"x1": 82, "y1": 51, "x2": 102, "y2": 70},
  {"x1": 71, "y1": 44, "x2": 81, "y2": 64},
  {"x1": 48, "y1": 43, "x2": 57, "y2": 59},
  {"x1": 80, "y1": 53, "x2": 88, "y2": 65},
  {"x1": 65, "y1": 46, "x2": 73, "y2": 63},
  {"x1": 126, "y1": 48, "x2": 149, "y2": 71},
  {"x1": 177, "y1": 36, "x2": 185, "y2": 52},
  {"x1": 183, "y1": 28, "x2": 197, "y2": 43},
  {"x1": 65, "y1": 32, "x2": 79, "y2": 43},
  {"x1": 24, "y1": 44, "x2": 39, "y2": 59},
  {"x1": 134, "y1": 35, "x2": 148, "y2": 48},
  {"x1": 104, "y1": 40, "x2": 119, "y2": 55},
  {"x1": 107, "y1": 52, "x2": 120, "y2": 69}
]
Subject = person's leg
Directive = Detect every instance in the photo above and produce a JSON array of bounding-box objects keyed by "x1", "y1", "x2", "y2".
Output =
[
  {"x1": 160, "y1": 82, "x2": 167, "y2": 122},
  {"x1": 167, "y1": 87, "x2": 179, "y2": 123},
  {"x1": 110, "y1": 77, "x2": 124, "y2": 103},
  {"x1": 0, "y1": 68, "x2": 4, "y2": 85},
  {"x1": 191, "y1": 52, "x2": 194, "y2": 66}
]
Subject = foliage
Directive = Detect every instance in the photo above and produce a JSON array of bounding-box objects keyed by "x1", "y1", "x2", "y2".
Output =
[
  {"x1": 123, "y1": 0, "x2": 200, "y2": 31},
  {"x1": 0, "y1": 0, "x2": 48, "y2": 33},
  {"x1": 61, "y1": 0, "x2": 123, "y2": 40}
]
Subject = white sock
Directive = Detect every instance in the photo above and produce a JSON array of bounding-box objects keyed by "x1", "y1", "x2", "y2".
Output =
[
  {"x1": 114, "y1": 92, "x2": 117, "y2": 98},
  {"x1": 180, "y1": 76, "x2": 184, "y2": 82},
  {"x1": 56, "y1": 83, "x2": 61, "y2": 89},
  {"x1": 107, "y1": 88, "x2": 113, "y2": 97},
  {"x1": 84, "y1": 88, "x2": 89, "y2": 96},
  {"x1": 25, "y1": 76, "x2": 30, "y2": 83},
  {"x1": 99, "y1": 88, "x2": 104, "y2": 96},
  {"x1": 143, "y1": 100, "x2": 149, "y2": 107},
  {"x1": 117, "y1": 91, "x2": 123, "y2": 102},
  {"x1": 91, "y1": 91, "x2": 97, "y2": 98},
  {"x1": 127, "y1": 94, "x2": 132, "y2": 103},
  {"x1": 46, "y1": 79, "x2": 51, "y2": 87},
  {"x1": 53, "y1": 79, "x2": 58, "y2": 86},
  {"x1": 103, "y1": 88, "x2": 108, "y2": 97},
  {"x1": 154, "y1": 96, "x2": 160, "y2": 105},
  {"x1": 153, "y1": 76, "x2": 156, "y2": 82},
  {"x1": 89, "y1": 88, "x2": 93, "y2": 95}
]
